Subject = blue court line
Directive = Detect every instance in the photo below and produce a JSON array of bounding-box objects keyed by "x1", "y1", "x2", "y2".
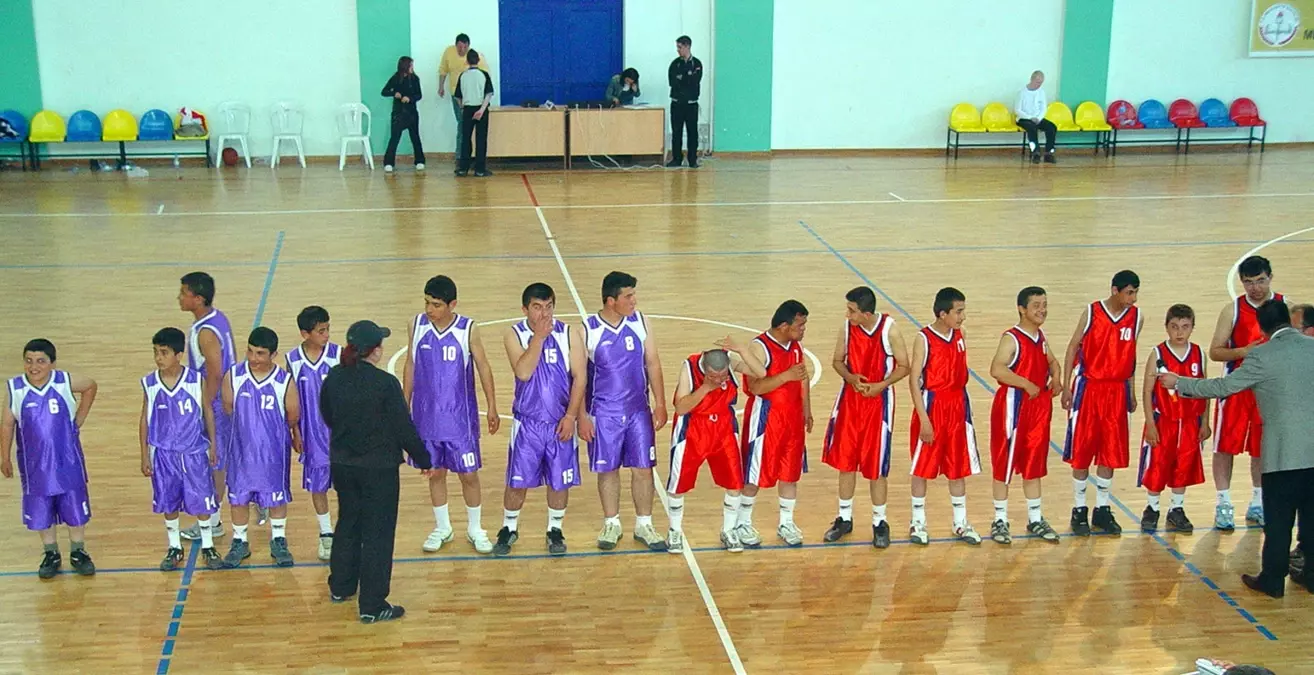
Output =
[
  {"x1": 252, "y1": 231, "x2": 284, "y2": 327},
  {"x1": 155, "y1": 541, "x2": 200, "y2": 675},
  {"x1": 797, "y1": 219, "x2": 1280, "y2": 641}
]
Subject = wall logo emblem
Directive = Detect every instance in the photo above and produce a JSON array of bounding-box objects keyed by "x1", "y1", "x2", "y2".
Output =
[{"x1": 1258, "y1": 3, "x2": 1301, "y2": 47}]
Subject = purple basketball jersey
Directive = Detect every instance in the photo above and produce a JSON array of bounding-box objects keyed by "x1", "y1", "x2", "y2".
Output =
[
  {"x1": 585, "y1": 311, "x2": 651, "y2": 417},
  {"x1": 511, "y1": 320, "x2": 573, "y2": 423},
  {"x1": 142, "y1": 367, "x2": 209, "y2": 453},
  {"x1": 227, "y1": 362, "x2": 292, "y2": 497},
  {"x1": 188, "y1": 308, "x2": 236, "y2": 396},
  {"x1": 286, "y1": 343, "x2": 340, "y2": 468},
  {"x1": 7, "y1": 372, "x2": 88, "y2": 497},
  {"x1": 410, "y1": 314, "x2": 480, "y2": 444}
]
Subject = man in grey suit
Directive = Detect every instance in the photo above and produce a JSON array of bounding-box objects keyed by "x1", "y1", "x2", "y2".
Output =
[{"x1": 1159, "y1": 300, "x2": 1314, "y2": 598}]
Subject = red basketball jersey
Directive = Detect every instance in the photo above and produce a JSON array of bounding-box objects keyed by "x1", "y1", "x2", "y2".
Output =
[
  {"x1": 1151, "y1": 342, "x2": 1206, "y2": 421},
  {"x1": 844, "y1": 315, "x2": 895, "y2": 385},
  {"x1": 1077, "y1": 301, "x2": 1141, "y2": 381},
  {"x1": 1226, "y1": 293, "x2": 1283, "y2": 374},
  {"x1": 999, "y1": 326, "x2": 1049, "y2": 391},
  {"x1": 919, "y1": 326, "x2": 967, "y2": 392},
  {"x1": 679, "y1": 353, "x2": 739, "y2": 417},
  {"x1": 745, "y1": 333, "x2": 804, "y2": 413}
]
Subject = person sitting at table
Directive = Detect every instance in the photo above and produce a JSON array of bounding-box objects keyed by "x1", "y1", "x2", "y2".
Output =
[{"x1": 606, "y1": 68, "x2": 641, "y2": 106}]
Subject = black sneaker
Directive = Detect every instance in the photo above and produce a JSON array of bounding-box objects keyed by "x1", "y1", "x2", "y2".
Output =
[
  {"x1": 360, "y1": 604, "x2": 406, "y2": 624},
  {"x1": 69, "y1": 549, "x2": 96, "y2": 576},
  {"x1": 1166, "y1": 507, "x2": 1194, "y2": 534},
  {"x1": 1031, "y1": 152, "x2": 1041, "y2": 164},
  {"x1": 38, "y1": 551, "x2": 62, "y2": 579},
  {"x1": 688, "y1": 160, "x2": 699, "y2": 169},
  {"x1": 1092, "y1": 505, "x2": 1122, "y2": 535},
  {"x1": 330, "y1": 591, "x2": 355, "y2": 603},
  {"x1": 823, "y1": 517, "x2": 853, "y2": 543},
  {"x1": 492, "y1": 526, "x2": 518, "y2": 557},
  {"x1": 1043, "y1": 152, "x2": 1057, "y2": 164},
  {"x1": 1140, "y1": 506, "x2": 1160, "y2": 532},
  {"x1": 160, "y1": 547, "x2": 186, "y2": 572},
  {"x1": 474, "y1": 169, "x2": 493, "y2": 177},
  {"x1": 665, "y1": 159, "x2": 683, "y2": 168},
  {"x1": 202, "y1": 547, "x2": 223, "y2": 570},
  {"x1": 1071, "y1": 507, "x2": 1091, "y2": 536},
  {"x1": 547, "y1": 528, "x2": 567, "y2": 556},
  {"x1": 872, "y1": 521, "x2": 891, "y2": 549},
  {"x1": 454, "y1": 169, "x2": 468, "y2": 177}
]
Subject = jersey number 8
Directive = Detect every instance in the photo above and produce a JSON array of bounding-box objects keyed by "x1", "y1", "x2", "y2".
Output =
[{"x1": 624, "y1": 336, "x2": 636, "y2": 351}]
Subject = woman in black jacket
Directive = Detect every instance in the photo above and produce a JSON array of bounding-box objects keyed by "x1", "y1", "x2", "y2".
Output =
[{"x1": 381, "y1": 56, "x2": 425, "y2": 172}]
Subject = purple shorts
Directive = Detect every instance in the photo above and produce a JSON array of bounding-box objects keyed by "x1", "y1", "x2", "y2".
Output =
[
  {"x1": 302, "y1": 464, "x2": 332, "y2": 493},
  {"x1": 212, "y1": 402, "x2": 233, "y2": 472},
  {"x1": 408, "y1": 439, "x2": 481, "y2": 474},
  {"x1": 22, "y1": 484, "x2": 91, "y2": 531},
  {"x1": 587, "y1": 413, "x2": 656, "y2": 472},
  {"x1": 227, "y1": 486, "x2": 291, "y2": 508},
  {"x1": 152, "y1": 450, "x2": 218, "y2": 516},
  {"x1": 507, "y1": 417, "x2": 580, "y2": 491}
]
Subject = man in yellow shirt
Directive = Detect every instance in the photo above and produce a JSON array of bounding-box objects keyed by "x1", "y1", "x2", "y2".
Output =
[{"x1": 438, "y1": 33, "x2": 488, "y2": 168}]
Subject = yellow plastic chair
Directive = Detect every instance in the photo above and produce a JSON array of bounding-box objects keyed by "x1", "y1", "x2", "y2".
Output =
[
  {"x1": 102, "y1": 109, "x2": 139, "y2": 142},
  {"x1": 28, "y1": 110, "x2": 67, "y2": 143},
  {"x1": 981, "y1": 103, "x2": 1019, "y2": 132},
  {"x1": 948, "y1": 103, "x2": 986, "y2": 133},
  {"x1": 1075, "y1": 101, "x2": 1113, "y2": 131},
  {"x1": 1044, "y1": 102, "x2": 1081, "y2": 132}
]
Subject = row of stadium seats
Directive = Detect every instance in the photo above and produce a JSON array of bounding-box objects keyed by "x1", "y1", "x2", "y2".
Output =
[{"x1": 0, "y1": 108, "x2": 212, "y2": 170}]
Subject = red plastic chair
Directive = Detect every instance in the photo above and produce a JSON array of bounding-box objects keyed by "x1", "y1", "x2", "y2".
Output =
[
  {"x1": 1168, "y1": 99, "x2": 1206, "y2": 128},
  {"x1": 1106, "y1": 99, "x2": 1143, "y2": 129},
  {"x1": 1230, "y1": 97, "x2": 1265, "y2": 127}
]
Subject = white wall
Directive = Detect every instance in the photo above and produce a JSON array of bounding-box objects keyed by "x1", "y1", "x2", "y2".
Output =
[
  {"x1": 1108, "y1": 0, "x2": 1314, "y2": 143},
  {"x1": 770, "y1": 0, "x2": 1063, "y2": 149},
  {"x1": 624, "y1": 0, "x2": 712, "y2": 129},
  {"x1": 33, "y1": 0, "x2": 360, "y2": 157}
]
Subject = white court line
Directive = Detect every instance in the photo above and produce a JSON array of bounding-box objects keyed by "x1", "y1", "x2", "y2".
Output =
[
  {"x1": 887, "y1": 192, "x2": 905, "y2": 202},
  {"x1": 1226, "y1": 225, "x2": 1314, "y2": 298},
  {"x1": 156, "y1": 204, "x2": 165, "y2": 215}
]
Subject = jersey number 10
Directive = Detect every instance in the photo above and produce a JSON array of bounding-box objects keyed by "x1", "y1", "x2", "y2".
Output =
[
  {"x1": 1119, "y1": 327, "x2": 1133, "y2": 341},
  {"x1": 442, "y1": 345, "x2": 458, "y2": 361}
]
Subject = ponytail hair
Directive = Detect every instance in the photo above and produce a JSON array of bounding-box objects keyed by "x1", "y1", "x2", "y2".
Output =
[{"x1": 342, "y1": 344, "x2": 362, "y2": 366}]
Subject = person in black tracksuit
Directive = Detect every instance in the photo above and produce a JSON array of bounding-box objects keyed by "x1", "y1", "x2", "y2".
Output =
[
  {"x1": 320, "y1": 320, "x2": 432, "y2": 623},
  {"x1": 667, "y1": 35, "x2": 703, "y2": 168},
  {"x1": 381, "y1": 56, "x2": 425, "y2": 171}
]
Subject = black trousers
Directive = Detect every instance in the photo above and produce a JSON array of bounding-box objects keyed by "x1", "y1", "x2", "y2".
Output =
[
  {"x1": 459, "y1": 106, "x2": 489, "y2": 172},
  {"x1": 1016, "y1": 118, "x2": 1057, "y2": 153},
  {"x1": 327, "y1": 464, "x2": 400, "y2": 615},
  {"x1": 670, "y1": 101, "x2": 699, "y2": 163},
  {"x1": 384, "y1": 113, "x2": 425, "y2": 167},
  {"x1": 1259, "y1": 467, "x2": 1314, "y2": 587}
]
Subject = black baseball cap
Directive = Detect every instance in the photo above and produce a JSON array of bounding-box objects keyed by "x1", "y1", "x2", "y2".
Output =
[{"x1": 346, "y1": 320, "x2": 391, "y2": 349}]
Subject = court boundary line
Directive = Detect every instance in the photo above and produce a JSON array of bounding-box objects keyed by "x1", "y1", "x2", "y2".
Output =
[
  {"x1": 522, "y1": 174, "x2": 747, "y2": 675},
  {"x1": 797, "y1": 219, "x2": 1280, "y2": 642}
]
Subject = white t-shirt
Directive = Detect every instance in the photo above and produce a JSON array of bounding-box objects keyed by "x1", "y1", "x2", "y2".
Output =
[{"x1": 1015, "y1": 87, "x2": 1047, "y2": 121}]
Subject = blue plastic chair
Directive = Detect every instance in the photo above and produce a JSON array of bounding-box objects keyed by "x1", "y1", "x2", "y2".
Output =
[
  {"x1": 138, "y1": 109, "x2": 175, "y2": 141},
  {"x1": 1199, "y1": 98, "x2": 1236, "y2": 128},
  {"x1": 66, "y1": 110, "x2": 103, "y2": 142},
  {"x1": 0, "y1": 109, "x2": 29, "y2": 141},
  {"x1": 1138, "y1": 100, "x2": 1174, "y2": 129}
]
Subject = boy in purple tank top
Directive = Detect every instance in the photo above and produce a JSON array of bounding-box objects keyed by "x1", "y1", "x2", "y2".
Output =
[
  {"x1": 496, "y1": 283, "x2": 587, "y2": 557},
  {"x1": 220, "y1": 327, "x2": 302, "y2": 568},
  {"x1": 140, "y1": 328, "x2": 223, "y2": 571},
  {"x1": 178, "y1": 271, "x2": 235, "y2": 541},
  {"x1": 286, "y1": 306, "x2": 341, "y2": 561},
  {"x1": 403, "y1": 276, "x2": 501, "y2": 554},
  {"x1": 583, "y1": 272, "x2": 670, "y2": 551},
  {"x1": 1, "y1": 339, "x2": 99, "y2": 579}
]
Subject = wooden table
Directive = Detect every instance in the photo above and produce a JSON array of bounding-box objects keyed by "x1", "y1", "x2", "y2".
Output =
[
  {"x1": 486, "y1": 106, "x2": 567, "y2": 166},
  {"x1": 567, "y1": 106, "x2": 666, "y2": 167}
]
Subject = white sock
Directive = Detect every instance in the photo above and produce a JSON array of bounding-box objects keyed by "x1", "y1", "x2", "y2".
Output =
[
  {"x1": 1251, "y1": 487, "x2": 1263, "y2": 508},
  {"x1": 951, "y1": 495, "x2": 968, "y2": 528},
  {"x1": 1073, "y1": 478, "x2": 1088, "y2": 508},
  {"x1": 1026, "y1": 498, "x2": 1043, "y2": 524},
  {"x1": 737, "y1": 495, "x2": 756, "y2": 527},
  {"x1": 503, "y1": 509, "x2": 520, "y2": 532},
  {"x1": 872, "y1": 504, "x2": 887, "y2": 527},
  {"x1": 165, "y1": 518, "x2": 181, "y2": 549},
  {"x1": 779, "y1": 498, "x2": 796, "y2": 526},
  {"x1": 992, "y1": 499, "x2": 1008, "y2": 523},
  {"x1": 316, "y1": 512, "x2": 333, "y2": 535},
  {"x1": 233, "y1": 524, "x2": 249, "y2": 542},
  {"x1": 199, "y1": 516, "x2": 215, "y2": 548},
  {"x1": 604, "y1": 515, "x2": 621, "y2": 528},
  {"x1": 911, "y1": 496, "x2": 927, "y2": 526},
  {"x1": 1147, "y1": 493, "x2": 1161, "y2": 512},
  {"x1": 1218, "y1": 489, "x2": 1231, "y2": 506},
  {"x1": 668, "y1": 495, "x2": 685, "y2": 532},
  {"x1": 1170, "y1": 492, "x2": 1186, "y2": 509},
  {"x1": 1094, "y1": 476, "x2": 1112, "y2": 508},
  {"x1": 466, "y1": 505, "x2": 482, "y2": 534},
  {"x1": 270, "y1": 517, "x2": 287, "y2": 540},
  {"x1": 838, "y1": 498, "x2": 854, "y2": 522},
  {"x1": 722, "y1": 495, "x2": 738, "y2": 533},
  {"x1": 212, "y1": 509, "x2": 222, "y2": 527},
  {"x1": 635, "y1": 514, "x2": 653, "y2": 530},
  {"x1": 433, "y1": 504, "x2": 451, "y2": 531},
  {"x1": 547, "y1": 507, "x2": 566, "y2": 532}
]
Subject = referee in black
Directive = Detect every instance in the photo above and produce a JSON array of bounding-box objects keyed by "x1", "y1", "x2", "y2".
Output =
[{"x1": 320, "y1": 320, "x2": 432, "y2": 623}]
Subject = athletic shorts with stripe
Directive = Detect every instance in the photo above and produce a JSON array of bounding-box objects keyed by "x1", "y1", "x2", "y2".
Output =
[
  {"x1": 910, "y1": 389, "x2": 981, "y2": 480},
  {"x1": 823, "y1": 386, "x2": 894, "y2": 480},
  {"x1": 989, "y1": 386, "x2": 1052, "y2": 483},
  {"x1": 1063, "y1": 376, "x2": 1131, "y2": 471}
]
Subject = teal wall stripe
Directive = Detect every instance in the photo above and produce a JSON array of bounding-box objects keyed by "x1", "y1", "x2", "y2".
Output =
[
  {"x1": 0, "y1": 0, "x2": 43, "y2": 115},
  {"x1": 1058, "y1": 0, "x2": 1115, "y2": 106},
  {"x1": 713, "y1": 0, "x2": 773, "y2": 152},
  {"x1": 357, "y1": 0, "x2": 411, "y2": 154}
]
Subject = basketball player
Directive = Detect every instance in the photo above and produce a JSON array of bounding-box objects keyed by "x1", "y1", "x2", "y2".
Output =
[
  {"x1": 286, "y1": 306, "x2": 340, "y2": 561},
  {"x1": 177, "y1": 272, "x2": 236, "y2": 541},
  {"x1": 822, "y1": 287, "x2": 910, "y2": 548},
  {"x1": 403, "y1": 275, "x2": 500, "y2": 554},
  {"x1": 1138, "y1": 304, "x2": 1209, "y2": 534},
  {"x1": 1, "y1": 339, "x2": 98, "y2": 579},
  {"x1": 665, "y1": 339, "x2": 766, "y2": 552},
  {"x1": 140, "y1": 328, "x2": 223, "y2": 571},
  {"x1": 220, "y1": 327, "x2": 301, "y2": 568},
  {"x1": 987, "y1": 287, "x2": 1063, "y2": 544},
  {"x1": 1062, "y1": 270, "x2": 1143, "y2": 536},
  {"x1": 1207, "y1": 256, "x2": 1281, "y2": 530},
  {"x1": 497, "y1": 283, "x2": 587, "y2": 556},
  {"x1": 909, "y1": 288, "x2": 982, "y2": 545},
  {"x1": 739, "y1": 300, "x2": 812, "y2": 548}
]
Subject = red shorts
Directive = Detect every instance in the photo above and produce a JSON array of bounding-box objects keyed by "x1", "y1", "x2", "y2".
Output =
[
  {"x1": 1063, "y1": 377, "x2": 1131, "y2": 471},
  {"x1": 741, "y1": 399, "x2": 806, "y2": 489},
  {"x1": 990, "y1": 386, "x2": 1052, "y2": 483},
  {"x1": 666, "y1": 414, "x2": 743, "y2": 495},
  {"x1": 910, "y1": 389, "x2": 980, "y2": 480},
  {"x1": 1212, "y1": 390, "x2": 1262, "y2": 457},
  {"x1": 822, "y1": 386, "x2": 894, "y2": 480},
  {"x1": 1137, "y1": 415, "x2": 1205, "y2": 492}
]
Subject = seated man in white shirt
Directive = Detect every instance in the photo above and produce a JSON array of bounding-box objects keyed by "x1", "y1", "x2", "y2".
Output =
[{"x1": 1015, "y1": 70, "x2": 1056, "y2": 164}]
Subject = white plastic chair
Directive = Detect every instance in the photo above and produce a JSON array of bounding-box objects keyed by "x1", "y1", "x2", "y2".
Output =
[
  {"x1": 269, "y1": 102, "x2": 306, "y2": 168},
  {"x1": 213, "y1": 101, "x2": 252, "y2": 168},
  {"x1": 336, "y1": 103, "x2": 374, "y2": 170}
]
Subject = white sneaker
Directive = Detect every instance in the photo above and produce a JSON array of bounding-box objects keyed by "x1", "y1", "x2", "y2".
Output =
[
  {"x1": 720, "y1": 529, "x2": 744, "y2": 553},
  {"x1": 633, "y1": 523, "x2": 667, "y2": 551},
  {"x1": 955, "y1": 522, "x2": 983, "y2": 545},
  {"x1": 596, "y1": 520, "x2": 623, "y2": 550},
  {"x1": 415, "y1": 163, "x2": 425, "y2": 171},
  {"x1": 422, "y1": 527, "x2": 454, "y2": 552},
  {"x1": 317, "y1": 534, "x2": 333, "y2": 561},
  {"x1": 777, "y1": 522, "x2": 804, "y2": 547},
  {"x1": 734, "y1": 523, "x2": 763, "y2": 548},
  {"x1": 666, "y1": 529, "x2": 685, "y2": 554},
  {"x1": 384, "y1": 165, "x2": 394, "y2": 173},
  {"x1": 467, "y1": 529, "x2": 493, "y2": 554},
  {"x1": 910, "y1": 521, "x2": 930, "y2": 545}
]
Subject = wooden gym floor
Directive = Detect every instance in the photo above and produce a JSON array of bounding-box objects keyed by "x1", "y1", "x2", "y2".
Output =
[{"x1": 1, "y1": 149, "x2": 1312, "y2": 674}]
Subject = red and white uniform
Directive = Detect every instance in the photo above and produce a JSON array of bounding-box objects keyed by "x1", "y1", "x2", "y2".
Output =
[
  {"x1": 667, "y1": 353, "x2": 743, "y2": 494},
  {"x1": 910, "y1": 326, "x2": 980, "y2": 480},
  {"x1": 1214, "y1": 293, "x2": 1282, "y2": 458},
  {"x1": 741, "y1": 333, "x2": 807, "y2": 488},
  {"x1": 823, "y1": 316, "x2": 896, "y2": 479},
  {"x1": 1137, "y1": 342, "x2": 1207, "y2": 492},
  {"x1": 1063, "y1": 301, "x2": 1142, "y2": 471},
  {"x1": 990, "y1": 326, "x2": 1053, "y2": 484}
]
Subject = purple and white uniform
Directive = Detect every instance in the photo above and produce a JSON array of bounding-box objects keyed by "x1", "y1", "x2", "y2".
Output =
[
  {"x1": 585, "y1": 312, "x2": 656, "y2": 472},
  {"x1": 409, "y1": 314, "x2": 481, "y2": 473},
  {"x1": 188, "y1": 308, "x2": 236, "y2": 470},
  {"x1": 286, "y1": 343, "x2": 340, "y2": 494},
  {"x1": 226, "y1": 362, "x2": 293, "y2": 508},
  {"x1": 7, "y1": 372, "x2": 91, "y2": 531},
  {"x1": 143, "y1": 368, "x2": 218, "y2": 516},
  {"x1": 507, "y1": 319, "x2": 580, "y2": 490}
]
